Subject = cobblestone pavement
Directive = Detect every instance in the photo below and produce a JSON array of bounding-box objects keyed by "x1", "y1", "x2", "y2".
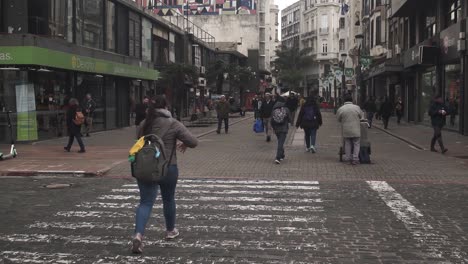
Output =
[{"x1": 1, "y1": 112, "x2": 468, "y2": 263}]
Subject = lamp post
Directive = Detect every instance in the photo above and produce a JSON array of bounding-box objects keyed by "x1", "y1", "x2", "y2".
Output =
[
  {"x1": 340, "y1": 53, "x2": 347, "y2": 106},
  {"x1": 355, "y1": 33, "x2": 364, "y2": 106}
]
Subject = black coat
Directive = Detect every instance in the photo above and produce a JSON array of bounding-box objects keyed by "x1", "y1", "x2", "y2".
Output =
[
  {"x1": 296, "y1": 104, "x2": 322, "y2": 129},
  {"x1": 260, "y1": 100, "x2": 275, "y2": 118},
  {"x1": 380, "y1": 101, "x2": 393, "y2": 118},
  {"x1": 66, "y1": 105, "x2": 81, "y2": 135},
  {"x1": 364, "y1": 101, "x2": 377, "y2": 113},
  {"x1": 429, "y1": 101, "x2": 447, "y2": 128},
  {"x1": 286, "y1": 97, "x2": 299, "y2": 112},
  {"x1": 135, "y1": 103, "x2": 148, "y2": 126}
]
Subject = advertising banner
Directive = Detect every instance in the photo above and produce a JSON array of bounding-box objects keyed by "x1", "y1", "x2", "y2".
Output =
[{"x1": 15, "y1": 84, "x2": 38, "y2": 141}]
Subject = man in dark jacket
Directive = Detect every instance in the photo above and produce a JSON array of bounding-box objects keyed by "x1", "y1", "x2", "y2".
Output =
[
  {"x1": 83, "y1": 93, "x2": 96, "y2": 137},
  {"x1": 296, "y1": 96, "x2": 323, "y2": 153},
  {"x1": 429, "y1": 95, "x2": 448, "y2": 153},
  {"x1": 271, "y1": 96, "x2": 291, "y2": 164},
  {"x1": 260, "y1": 93, "x2": 275, "y2": 142},
  {"x1": 64, "y1": 98, "x2": 85, "y2": 153},
  {"x1": 216, "y1": 95, "x2": 231, "y2": 134},
  {"x1": 395, "y1": 97, "x2": 404, "y2": 124},
  {"x1": 135, "y1": 96, "x2": 150, "y2": 127},
  {"x1": 380, "y1": 97, "x2": 393, "y2": 129},
  {"x1": 363, "y1": 97, "x2": 377, "y2": 128}
]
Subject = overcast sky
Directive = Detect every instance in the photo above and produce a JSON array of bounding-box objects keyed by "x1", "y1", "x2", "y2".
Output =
[{"x1": 275, "y1": 0, "x2": 300, "y2": 14}]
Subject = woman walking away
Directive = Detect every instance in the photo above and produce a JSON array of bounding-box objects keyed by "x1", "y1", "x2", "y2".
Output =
[
  {"x1": 64, "y1": 98, "x2": 85, "y2": 153},
  {"x1": 380, "y1": 97, "x2": 393, "y2": 129},
  {"x1": 296, "y1": 96, "x2": 323, "y2": 153},
  {"x1": 132, "y1": 95, "x2": 198, "y2": 254}
]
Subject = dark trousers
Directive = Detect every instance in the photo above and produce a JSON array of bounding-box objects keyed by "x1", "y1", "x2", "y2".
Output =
[
  {"x1": 304, "y1": 128, "x2": 317, "y2": 149},
  {"x1": 431, "y1": 126, "x2": 445, "y2": 150},
  {"x1": 396, "y1": 112, "x2": 403, "y2": 124},
  {"x1": 66, "y1": 131, "x2": 85, "y2": 151},
  {"x1": 382, "y1": 117, "x2": 390, "y2": 129},
  {"x1": 275, "y1": 132, "x2": 287, "y2": 160},
  {"x1": 217, "y1": 118, "x2": 229, "y2": 133}
]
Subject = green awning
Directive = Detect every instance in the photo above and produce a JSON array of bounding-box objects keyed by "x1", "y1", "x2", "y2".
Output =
[{"x1": 0, "y1": 46, "x2": 159, "y2": 80}]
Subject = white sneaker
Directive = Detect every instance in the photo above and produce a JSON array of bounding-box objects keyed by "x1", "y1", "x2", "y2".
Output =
[
  {"x1": 275, "y1": 159, "x2": 281, "y2": 164},
  {"x1": 310, "y1": 146, "x2": 316, "y2": 153},
  {"x1": 165, "y1": 228, "x2": 180, "y2": 240}
]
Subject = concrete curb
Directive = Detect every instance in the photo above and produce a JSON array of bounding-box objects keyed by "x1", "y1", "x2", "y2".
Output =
[
  {"x1": 373, "y1": 124, "x2": 426, "y2": 150},
  {"x1": 1, "y1": 115, "x2": 253, "y2": 178}
]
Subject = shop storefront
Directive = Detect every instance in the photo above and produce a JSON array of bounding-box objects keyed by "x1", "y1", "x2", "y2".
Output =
[{"x1": 0, "y1": 46, "x2": 159, "y2": 143}]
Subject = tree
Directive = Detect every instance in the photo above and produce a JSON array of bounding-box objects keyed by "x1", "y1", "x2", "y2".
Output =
[
  {"x1": 206, "y1": 60, "x2": 254, "y2": 97},
  {"x1": 274, "y1": 46, "x2": 314, "y2": 92},
  {"x1": 159, "y1": 63, "x2": 199, "y2": 119}
]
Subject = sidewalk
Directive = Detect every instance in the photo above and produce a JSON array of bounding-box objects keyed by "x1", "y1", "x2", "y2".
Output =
[
  {"x1": 0, "y1": 114, "x2": 252, "y2": 177},
  {"x1": 373, "y1": 117, "x2": 468, "y2": 159}
]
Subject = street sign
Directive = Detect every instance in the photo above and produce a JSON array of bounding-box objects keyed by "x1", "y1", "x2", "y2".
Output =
[
  {"x1": 334, "y1": 69, "x2": 343, "y2": 82},
  {"x1": 327, "y1": 74, "x2": 334, "y2": 83},
  {"x1": 360, "y1": 56, "x2": 372, "y2": 67},
  {"x1": 344, "y1": 68, "x2": 354, "y2": 78},
  {"x1": 323, "y1": 80, "x2": 329, "y2": 87}
]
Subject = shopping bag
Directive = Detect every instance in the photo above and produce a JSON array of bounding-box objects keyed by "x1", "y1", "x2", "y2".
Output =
[{"x1": 253, "y1": 119, "x2": 264, "y2": 133}]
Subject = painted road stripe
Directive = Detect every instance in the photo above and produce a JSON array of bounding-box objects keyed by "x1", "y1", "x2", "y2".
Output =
[
  {"x1": 367, "y1": 181, "x2": 468, "y2": 262},
  {"x1": 0, "y1": 251, "x2": 307, "y2": 264},
  {"x1": 111, "y1": 188, "x2": 322, "y2": 197},
  {"x1": 0, "y1": 234, "x2": 327, "y2": 252},
  {"x1": 28, "y1": 222, "x2": 327, "y2": 235},
  {"x1": 77, "y1": 202, "x2": 323, "y2": 212},
  {"x1": 178, "y1": 179, "x2": 320, "y2": 185},
  {"x1": 97, "y1": 194, "x2": 323, "y2": 203},
  {"x1": 122, "y1": 183, "x2": 320, "y2": 190},
  {"x1": 56, "y1": 211, "x2": 325, "y2": 223}
]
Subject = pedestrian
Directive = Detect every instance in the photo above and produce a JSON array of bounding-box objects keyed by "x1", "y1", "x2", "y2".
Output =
[
  {"x1": 132, "y1": 95, "x2": 198, "y2": 254},
  {"x1": 296, "y1": 96, "x2": 322, "y2": 153},
  {"x1": 337, "y1": 94, "x2": 363, "y2": 165},
  {"x1": 216, "y1": 95, "x2": 230, "y2": 134},
  {"x1": 260, "y1": 93, "x2": 275, "y2": 142},
  {"x1": 448, "y1": 96, "x2": 458, "y2": 127},
  {"x1": 429, "y1": 95, "x2": 448, "y2": 154},
  {"x1": 380, "y1": 97, "x2": 393, "y2": 129},
  {"x1": 363, "y1": 96, "x2": 377, "y2": 128},
  {"x1": 299, "y1": 95, "x2": 306, "y2": 108},
  {"x1": 395, "y1": 97, "x2": 404, "y2": 124},
  {"x1": 271, "y1": 96, "x2": 291, "y2": 164},
  {"x1": 64, "y1": 98, "x2": 86, "y2": 153},
  {"x1": 286, "y1": 93, "x2": 299, "y2": 125},
  {"x1": 252, "y1": 95, "x2": 260, "y2": 119},
  {"x1": 83, "y1": 93, "x2": 96, "y2": 137},
  {"x1": 375, "y1": 97, "x2": 383, "y2": 120},
  {"x1": 135, "y1": 96, "x2": 150, "y2": 127}
]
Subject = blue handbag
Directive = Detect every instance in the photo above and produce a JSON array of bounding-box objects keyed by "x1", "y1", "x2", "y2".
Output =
[{"x1": 253, "y1": 119, "x2": 264, "y2": 133}]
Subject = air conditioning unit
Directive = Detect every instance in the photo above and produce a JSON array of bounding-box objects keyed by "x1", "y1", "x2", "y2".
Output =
[
  {"x1": 200, "y1": 66, "x2": 206, "y2": 74},
  {"x1": 387, "y1": 49, "x2": 393, "y2": 59},
  {"x1": 198, "y1": 77, "x2": 206, "y2": 87},
  {"x1": 395, "y1": 44, "x2": 401, "y2": 55}
]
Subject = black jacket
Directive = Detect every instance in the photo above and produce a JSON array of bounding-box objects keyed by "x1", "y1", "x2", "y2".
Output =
[
  {"x1": 286, "y1": 97, "x2": 299, "y2": 112},
  {"x1": 363, "y1": 101, "x2": 377, "y2": 113},
  {"x1": 296, "y1": 104, "x2": 322, "y2": 129},
  {"x1": 429, "y1": 101, "x2": 447, "y2": 128},
  {"x1": 66, "y1": 105, "x2": 81, "y2": 135},
  {"x1": 260, "y1": 100, "x2": 275, "y2": 118},
  {"x1": 380, "y1": 101, "x2": 393, "y2": 118},
  {"x1": 135, "y1": 103, "x2": 148, "y2": 126}
]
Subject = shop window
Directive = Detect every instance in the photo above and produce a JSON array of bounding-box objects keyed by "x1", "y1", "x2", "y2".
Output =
[
  {"x1": 76, "y1": 74, "x2": 105, "y2": 131},
  {"x1": 76, "y1": 0, "x2": 104, "y2": 49},
  {"x1": 28, "y1": 0, "x2": 67, "y2": 38},
  {"x1": 106, "y1": 0, "x2": 116, "y2": 52},
  {"x1": 445, "y1": 64, "x2": 461, "y2": 130},
  {"x1": 129, "y1": 11, "x2": 141, "y2": 58}
]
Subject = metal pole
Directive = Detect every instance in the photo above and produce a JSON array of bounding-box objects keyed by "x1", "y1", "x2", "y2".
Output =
[{"x1": 334, "y1": 78, "x2": 337, "y2": 114}]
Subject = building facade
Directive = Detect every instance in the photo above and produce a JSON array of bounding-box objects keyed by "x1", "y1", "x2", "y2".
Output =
[
  {"x1": 281, "y1": 1, "x2": 302, "y2": 49},
  {"x1": 0, "y1": 0, "x2": 215, "y2": 143}
]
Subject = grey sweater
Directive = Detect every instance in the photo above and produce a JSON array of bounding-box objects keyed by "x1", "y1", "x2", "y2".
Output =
[{"x1": 137, "y1": 109, "x2": 199, "y2": 165}]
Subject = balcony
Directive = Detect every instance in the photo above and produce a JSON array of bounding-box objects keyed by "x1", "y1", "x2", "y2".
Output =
[
  {"x1": 301, "y1": 30, "x2": 317, "y2": 39},
  {"x1": 319, "y1": 28, "x2": 329, "y2": 35}
]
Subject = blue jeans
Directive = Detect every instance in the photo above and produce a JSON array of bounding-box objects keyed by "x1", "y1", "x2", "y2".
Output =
[
  {"x1": 367, "y1": 112, "x2": 374, "y2": 127},
  {"x1": 134, "y1": 165, "x2": 178, "y2": 235},
  {"x1": 275, "y1": 132, "x2": 287, "y2": 160},
  {"x1": 304, "y1": 128, "x2": 317, "y2": 149}
]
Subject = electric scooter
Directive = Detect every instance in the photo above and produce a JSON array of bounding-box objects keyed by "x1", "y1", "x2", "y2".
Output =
[{"x1": 0, "y1": 111, "x2": 18, "y2": 160}]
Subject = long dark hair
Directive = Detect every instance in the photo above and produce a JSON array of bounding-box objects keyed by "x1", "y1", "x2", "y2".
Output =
[{"x1": 142, "y1": 95, "x2": 168, "y2": 135}]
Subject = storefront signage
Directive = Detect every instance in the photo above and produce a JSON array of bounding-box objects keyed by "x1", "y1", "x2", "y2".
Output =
[
  {"x1": 344, "y1": 68, "x2": 354, "y2": 78},
  {"x1": 440, "y1": 22, "x2": 460, "y2": 63},
  {"x1": 404, "y1": 44, "x2": 438, "y2": 68},
  {"x1": 0, "y1": 46, "x2": 160, "y2": 80}
]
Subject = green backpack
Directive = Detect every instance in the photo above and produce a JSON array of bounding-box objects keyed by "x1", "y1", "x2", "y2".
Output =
[{"x1": 131, "y1": 120, "x2": 175, "y2": 183}]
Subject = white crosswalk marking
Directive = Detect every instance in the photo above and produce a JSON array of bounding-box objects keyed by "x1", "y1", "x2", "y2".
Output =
[{"x1": 0, "y1": 179, "x2": 327, "y2": 263}]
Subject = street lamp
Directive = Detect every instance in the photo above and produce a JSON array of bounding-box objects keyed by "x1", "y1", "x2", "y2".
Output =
[
  {"x1": 355, "y1": 33, "x2": 364, "y2": 106},
  {"x1": 340, "y1": 53, "x2": 347, "y2": 106}
]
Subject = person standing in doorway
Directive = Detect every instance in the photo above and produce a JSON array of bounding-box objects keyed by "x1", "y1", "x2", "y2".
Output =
[
  {"x1": 216, "y1": 95, "x2": 230, "y2": 134},
  {"x1": 337, "y1": 95, "x2": 363, "y2": 165},
  {"x1": 296, "y1": 96, "x2": 323, "y2": 153},
  {"x1": 271, "y1": 96, "x2": 291, "y2": 164},
  {"x1": 83, "y1": 93, "x2": 96, "y2": 137},
  {"x1": 132, "y1": 96, "x2": 198, "y2": 254},
  {"x1": 64, "y1": 98, "x2": 85, "y2": 153},
  {"x1": 380, "y1": 97, "x2": 393, "y2": 129},
  {"x1": 429, "y1": 95, "x2": 448, "y2": 153},
  {"x1": 395, "y1": 97, "x2": 404, "y2": 124},
  {"x1": 363, "y1": 97, "x2": 377, "y2": 128},
  {"x1": 260, "y1": 93, "x2": 275, "y2": 142}
]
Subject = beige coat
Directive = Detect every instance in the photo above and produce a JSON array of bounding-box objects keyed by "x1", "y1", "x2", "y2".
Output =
[{"x1": 337, "y1": 102, "x2": 364, "y2": 138}]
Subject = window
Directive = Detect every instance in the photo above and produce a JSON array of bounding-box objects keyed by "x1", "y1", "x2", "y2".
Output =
[
  {"x1": 370, "y1": 20, "x2": 374, "y2": 47},
  {"x1": 28, "y1": 0, "x2": 68, "y2": 38},
  {"x1": 106, "y1": 0, "x2": 116, "y2": 52},
  {"x1": 375, "y1": 16, "x2": 381, "y2": 45},
  {"x1": 141, "y1": 18, "x2": 152, "y2": 61},
  {"x1": 445, "y1": 0, "x2": 461, "y2": 27},
  {"x1": 76, "y1": 0, "x2": 104, "y2": 49},
  {"x1": 322, "y1": 41, "x2": 328, "y2": 53},
  {"x1": 321, "y1": 15, "x2": 328, "y2": 28},
  {"x1": 339, "y1": 39, "x2": 345, "y2": 51},
  {"x1": 425, "y1": 16, "x2": 436, "y2": 39},
  {"x1": 339, "y1": 18, "x2": 345, "y2": 29},
  {"x1": 129, "y1": 11, "x2": 141, "y2": 58}
]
